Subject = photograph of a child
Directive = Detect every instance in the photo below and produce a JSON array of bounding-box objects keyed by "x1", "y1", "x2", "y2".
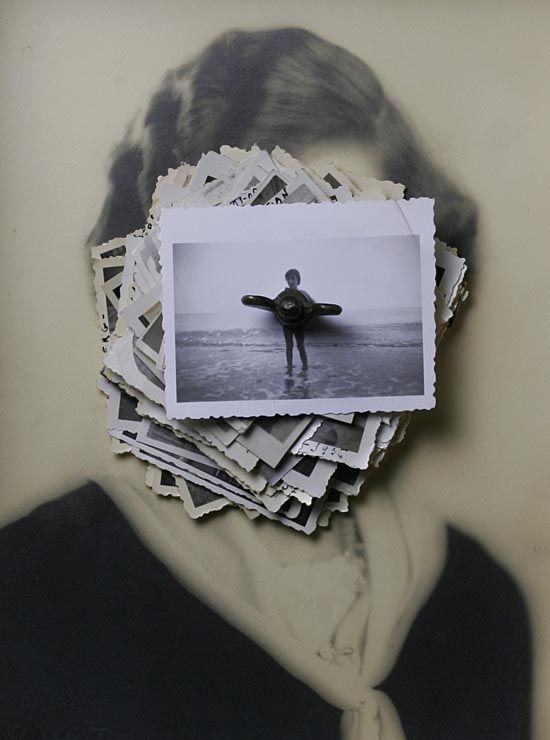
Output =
[
  {"x1": 279, "y1": 269, "x2": 312, "y2": 375},
  {"x1": 168, "y1": 231, "x2": 428, "y2": 416}
]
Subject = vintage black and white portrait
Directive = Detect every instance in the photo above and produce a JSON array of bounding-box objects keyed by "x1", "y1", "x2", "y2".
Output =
[
  {"x1": 3, "y1": 8, "x2": 548, "y2": 740},
  {"x1": 160, "y1": 200, "x2": 436, "y2": 418}
]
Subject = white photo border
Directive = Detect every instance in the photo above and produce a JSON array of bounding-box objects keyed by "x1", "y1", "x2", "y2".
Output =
[{"x1": 160, "y1": 199, "x2": 436, "y2": 419}]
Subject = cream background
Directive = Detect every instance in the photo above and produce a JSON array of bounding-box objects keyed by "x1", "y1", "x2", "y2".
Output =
[{"x1": 1, "y1": 1, "x2": 549, "y2": 735}]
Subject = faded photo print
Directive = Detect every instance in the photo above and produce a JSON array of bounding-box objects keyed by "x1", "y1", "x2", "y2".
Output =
[{"x1": 4, "y1": 9, "x2": 546, "y2": 740}]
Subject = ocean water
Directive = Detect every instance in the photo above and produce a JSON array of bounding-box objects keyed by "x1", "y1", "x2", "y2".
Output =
[{"x1": 175, "y1": 319, "x2": 424, "y2": 402}]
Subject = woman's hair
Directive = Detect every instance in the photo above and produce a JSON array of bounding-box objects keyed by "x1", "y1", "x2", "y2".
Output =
[
  {"x1": 285, "y1": 268, "x2": 301, "y2": 283},
  {"x1": 89, "y1": 27, "x2": 477, "y2": 261}
]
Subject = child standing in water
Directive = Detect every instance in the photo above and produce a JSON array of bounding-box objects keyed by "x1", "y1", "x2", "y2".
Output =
[{"x1": 277, "y1": 269, "x2": 312, "y2": 375}]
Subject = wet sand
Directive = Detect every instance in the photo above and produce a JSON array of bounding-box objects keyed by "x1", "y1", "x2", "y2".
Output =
[{"x1": 175, "y1": 323, "x2": 424, "y2": 402}]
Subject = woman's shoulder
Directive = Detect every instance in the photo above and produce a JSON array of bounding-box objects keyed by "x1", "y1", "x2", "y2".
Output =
[
  {"x1": 382, "y1": 524, "x2": 532, "y2": 740},
  {"x1": 0, "y1": 483, "x2": 342, "y2": 740}
]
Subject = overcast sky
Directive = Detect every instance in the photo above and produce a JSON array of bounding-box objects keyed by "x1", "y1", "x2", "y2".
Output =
[{"x1": 172, "y1": 235, "x2": 421, "y2": 329}]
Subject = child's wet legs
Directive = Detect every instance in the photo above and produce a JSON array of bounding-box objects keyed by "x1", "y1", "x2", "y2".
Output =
[
  {"x1": 283, "y1": 325, "x2": 294, "y2": 373},
  {"x1": 295, "y1": 328, "x2": 308, "y2": 371}
]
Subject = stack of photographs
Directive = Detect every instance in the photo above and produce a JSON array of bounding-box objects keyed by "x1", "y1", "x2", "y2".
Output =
[{"x1": 92, "y1": 146, "x2": 468, "y2": 534}]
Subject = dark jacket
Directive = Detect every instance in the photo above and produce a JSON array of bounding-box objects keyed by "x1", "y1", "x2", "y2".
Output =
[{"x1": 0, "y1": 483, "x2": 531, "y2": 740}]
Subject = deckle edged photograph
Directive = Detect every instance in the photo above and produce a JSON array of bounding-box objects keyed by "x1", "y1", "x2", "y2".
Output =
[{"x1": 160, "y1": 200, "x2": 436, "y2": 419}]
